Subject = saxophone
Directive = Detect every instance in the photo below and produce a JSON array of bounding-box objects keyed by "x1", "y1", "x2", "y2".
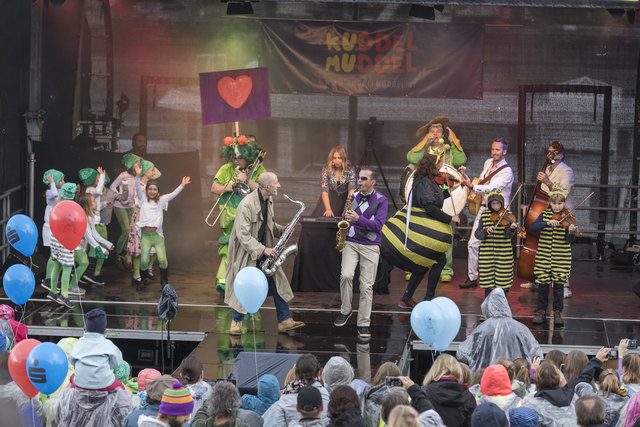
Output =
[
  {"x1": 336, "y1": 191, "x2": 354, "y2": 252},
  {"x1": 261, "y1": 195, "x2": 306, "y2": 277}
]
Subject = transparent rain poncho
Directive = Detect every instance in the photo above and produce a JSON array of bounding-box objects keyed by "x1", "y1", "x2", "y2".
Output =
[
  {"x1": 456, "y1": 288, "x2": 543, "y2": 372},
  {"x1": 53, "y1": 386, "x2": 132, "y2": 427}
]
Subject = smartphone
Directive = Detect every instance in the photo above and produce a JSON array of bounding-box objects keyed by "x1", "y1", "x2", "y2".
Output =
[
  {"x1": 560, "y1": 363, "x2": 565, "y2": 373},
  {"x1": 629, "y1": 339, "x2": 638, "y2": 350},
  {"x1": 385, "y1": 376, "x2": 403, "y2": 387},
  {"x1": 607, "y1": 349, "x2": 619, "y2": 360}
]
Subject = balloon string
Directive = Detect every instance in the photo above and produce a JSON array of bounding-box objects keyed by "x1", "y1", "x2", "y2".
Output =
[
  {"x1": 71, "y1": 263, "x2": 86, "y2": 329},
  {"x1": 252, "y1": 314, "x2": 258, "y2": 390}
]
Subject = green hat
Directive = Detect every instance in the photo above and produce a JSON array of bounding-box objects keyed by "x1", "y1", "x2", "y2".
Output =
[
  {"x1": 122, "y1": 153, "x2": 141, "y2": 170},
  {"x1": 43, "y1": 169, "x2": 64, "y2": 187},
  {"x1": 113, "y1": 360, "x2": 131, "y2": 383},
  {"x1": 147, "y1": 180, "x2": 160, "y2": 191},
  {"x1": 78, "y1": 168, "x2": 98, "y2": 186},
  {"x1": 104, "y1": 172, "x2": 111, "y2": 185},
  {"x1": 60, "y1": 183, "x2": 77, "y2": 200},
  {"x1": 140, "y1": 160, "x2": 155, "y2": 176}
]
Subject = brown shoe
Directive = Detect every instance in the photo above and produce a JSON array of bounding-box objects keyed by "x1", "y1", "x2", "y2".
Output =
[
  {"x1": 553, "y1": 310, "x2": 564, "y2": 326},
  {"x1": 532, "y1": 309, "x2": 546, "y2": 325},
  {"x1": 278, "y1": 318, "x2": 305, "y2": 333},
  {"x1": 229, "y1": 320, "x2": 243, "y2": 336},
  {"x1": 459, "y1": 277, "x2": 478, "y2": 289}
]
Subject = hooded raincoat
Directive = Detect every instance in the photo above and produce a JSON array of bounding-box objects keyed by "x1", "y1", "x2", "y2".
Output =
[
  {"x1": 575, "y1": 357, "x2": 629, "y2": 425},
  {"x1": 522, "y1": 385, "x2": 577, "y2": 427},
  {"x1": 456, "y1": 288, "x2": 543, "y2": 372},
  {"x1": 241, "y1": 374, "x2": 280, "y2": 416},
  {"x1": 53, "y1": 386, "x2": 133, "y2": 426}
]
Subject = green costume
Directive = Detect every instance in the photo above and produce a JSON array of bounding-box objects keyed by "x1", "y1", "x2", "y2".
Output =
[
  {"x1": 213, "y1": 162, "x2": 265, "y2": 294},
  {"x1": 407, "y1": 125, "x2": 466, "y2": 280}
]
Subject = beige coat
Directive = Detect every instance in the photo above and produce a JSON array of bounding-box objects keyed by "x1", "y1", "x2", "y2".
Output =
[{"x1": 224, "y1": 189, "x2": 292, "y2": 314}]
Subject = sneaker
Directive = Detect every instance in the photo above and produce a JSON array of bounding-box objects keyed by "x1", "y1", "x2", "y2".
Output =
[
  {"x1": 553, "y1": 310, "x2": 564, "y2": 326},
  {"x1": 46, "y1": 291, "x2": 58, "y2": 303},
  {"x1": 357, "y1": 326, "x2": 371, "y2": 338},
  {"x1": 215, "y1": 282, "x2": 225, "y2": 297},
  {"x1": 278, "y1": 318, "x2": 305, "y2": 333},
  {"x1": 147, "y1": 268, "x2": 154, "y2": 280},
  {"x1": 334, "y1": 311, "x2": 352, "y2": 327},
  {"x1": 521, "y1": 282, "x2": 538, "y2": 290},
  {"x1": 136, "y1": 279, "x2": 147, "y2": 291},
  {"x1": 459, "y1": 277, "x2": 478, "y2": 289},
  {"x1": 68, "y1": 286, "x2": 86, "y2": 296},
  {"x1": 56, "y1": 295, "x2": 74, "y2": 309},
  {"x1": 41, "y1": 278, "x2": 51, "y2": 291},
  {"x1": 397, "y1": 299, "x2": 417, "y2": 309},
  {"x1": 564, "y1": 287, "x2": 572, "y2": 298},
  {"x1": 82, "y1": 274, "x2": 105, "y2": 286},
  {"x1": 229, "y1": 320, "x2": 243, "y2": 336},
  {"x1": 440, "y1": 274, "x2": 452, "y2": 283}
]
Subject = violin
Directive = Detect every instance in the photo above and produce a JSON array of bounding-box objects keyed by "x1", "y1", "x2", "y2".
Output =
[
  {"x1": 551, "y1": 208, "x2": 577, "y2": 229},
  {"x1": 490, "y1": 208, "x2": 518, "y2": 228},
  {"x1": 434, "y1": 171, "x2": 461, "y2": 187}
]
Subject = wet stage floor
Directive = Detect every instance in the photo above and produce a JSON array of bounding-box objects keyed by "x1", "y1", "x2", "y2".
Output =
[{"x1": 2, "y1": 257, "x2": 639, "y2": 380}]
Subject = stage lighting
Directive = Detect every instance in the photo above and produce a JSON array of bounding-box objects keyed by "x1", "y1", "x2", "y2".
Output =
[
  {"x1": 226, "y1": 1, "x2": 253, "y2": 15},
  {"x1": 409, "y1": 5, "x2": 435, "y2": 20}
]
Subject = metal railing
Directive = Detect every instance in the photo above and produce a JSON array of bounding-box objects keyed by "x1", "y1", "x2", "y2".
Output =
[{"x1": 0, "y1": 185, "x2": 26, "y2": 263}]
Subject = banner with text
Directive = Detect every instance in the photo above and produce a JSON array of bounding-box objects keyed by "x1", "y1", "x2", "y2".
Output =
[{"x1": 261, "y1": 21, "x2": 483, "y2": 99}]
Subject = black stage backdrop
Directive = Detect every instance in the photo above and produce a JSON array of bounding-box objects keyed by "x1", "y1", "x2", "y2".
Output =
[
  {"x1": 261, "y1": 20, "x2": 484, "y2": 99},
  {"x1": 32, "y1": 143, "x2": 203, "y2": 264}
]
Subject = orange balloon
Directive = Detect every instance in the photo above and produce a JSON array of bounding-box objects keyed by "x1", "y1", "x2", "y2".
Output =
[
  {"x1": 8, "y1": 338, "x2": 41, "y2": 398},
  {"x1": 50, "y1": 200, "x2": 87, "y2": 250}
]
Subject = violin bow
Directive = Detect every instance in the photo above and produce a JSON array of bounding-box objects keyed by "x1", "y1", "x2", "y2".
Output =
[
  {"x1": 494, "y1": 184, "x2": 524, "y2": 225},
  {"x1": 557, "y1": 191, "x2": 595, "y2": 224}
]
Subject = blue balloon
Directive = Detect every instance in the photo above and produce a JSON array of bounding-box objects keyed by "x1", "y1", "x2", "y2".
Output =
[
  {"x1": 26, "y1": 342, "x2": 68, "y2": 395},
  {"x1": 410, "y1": 301, "x2": 443, "y2": 346},
  {"x1": 431, "y1": 297, "x2": 461, "y2": 352},
  {"x1": 234, "y1": 267, "x2": 268, "y2": 314},
  {"x1": 3, "y1": 264, "x2": 35, "y2": 305},
  {"x1": 6, "y1": 214, "x2": 38, "y2": 257}
]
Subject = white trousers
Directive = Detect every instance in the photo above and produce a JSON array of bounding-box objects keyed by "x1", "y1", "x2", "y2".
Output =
[
  {"x1": 339, "y1": 241, "x2": 380, "y2": 326},
  {"x1": 466, "y1": 206, "x2": 486, "y2": 281}
]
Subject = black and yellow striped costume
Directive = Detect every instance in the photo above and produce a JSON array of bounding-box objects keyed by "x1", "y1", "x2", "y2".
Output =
[
  {"x1": 534, "y1": 209, "x2": 572, "y2": 285},
  {"x1": 477, "y1": 209, "x2": 515, "y2": 289}
]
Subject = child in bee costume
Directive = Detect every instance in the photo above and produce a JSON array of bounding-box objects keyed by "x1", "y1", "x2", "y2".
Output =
[
  {"x1": 475, "y1": 188, "x2": 518, "y2": 300},
  {"x1": 531, "y1": 185, "x2": 577, "y2": 327}
]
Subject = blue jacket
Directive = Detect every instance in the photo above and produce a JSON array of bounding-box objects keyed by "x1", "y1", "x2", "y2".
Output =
[
  {"x1": 242, "y1": 375, "x2": 280, "y2": 416},
  {"x1": 69, "y1": 332, "x2": 123, "y2": 389},
  {"x1": 122, "y1": 402, "x2": 160, "y2": 427}
]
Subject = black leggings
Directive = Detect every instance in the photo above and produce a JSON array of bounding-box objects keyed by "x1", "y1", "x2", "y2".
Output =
[{"x1": 401, "y1": 253, "x2": 447, "y2": 302}]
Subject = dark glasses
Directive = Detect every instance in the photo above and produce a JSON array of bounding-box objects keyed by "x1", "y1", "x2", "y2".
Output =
[{"x1": 358, "y1": 176, "x2": 369, "y2": 181}]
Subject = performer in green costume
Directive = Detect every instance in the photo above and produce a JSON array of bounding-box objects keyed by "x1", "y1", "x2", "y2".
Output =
[
  {"x1": 210, "y1": 135, "x2": 265, "y2": 296},
  {"x1": 406, "y1": 116, "x2": 466, "y2": 282}
]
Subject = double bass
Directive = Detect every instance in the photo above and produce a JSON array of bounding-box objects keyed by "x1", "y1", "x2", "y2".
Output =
[{"x1": 516, "y1": 151, "x2": 558, "y2": 282}]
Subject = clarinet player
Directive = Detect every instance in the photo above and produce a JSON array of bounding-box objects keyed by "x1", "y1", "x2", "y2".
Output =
[{"x1": 225, "y1": 172, "x2": 305, "y2": 336}]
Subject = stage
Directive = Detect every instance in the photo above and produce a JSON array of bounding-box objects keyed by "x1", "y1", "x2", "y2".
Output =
[{"x1": 3, "y1": 257, "x2": 639, "y2": 382}]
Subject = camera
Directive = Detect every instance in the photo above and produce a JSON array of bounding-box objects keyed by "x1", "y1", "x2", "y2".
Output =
[
  {"x1": 607, "y1": 349, "x2": 618, "y2": 360},
  {"x1": 385, "y1": 376, "x2": 403, "y2": 387},
  {"x1": 629, "y1": 339, "x2": 638, "y2": 350}
]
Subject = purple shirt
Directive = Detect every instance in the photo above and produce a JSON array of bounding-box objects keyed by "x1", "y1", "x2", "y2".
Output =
[{"x1": 346, "y1": 190, "x2": 388, "y2": 246}]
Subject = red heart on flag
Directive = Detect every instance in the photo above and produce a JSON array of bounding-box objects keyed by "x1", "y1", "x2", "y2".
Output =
[{"x1": 217, "y1": 75, "x2": 253, "y2": 109}]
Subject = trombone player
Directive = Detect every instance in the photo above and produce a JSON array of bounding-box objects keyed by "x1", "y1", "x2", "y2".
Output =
[{"x1": 210, "y1": 134, "x2": 265, "y2": 296}]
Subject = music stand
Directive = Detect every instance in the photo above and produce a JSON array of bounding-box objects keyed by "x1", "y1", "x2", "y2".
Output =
[{"x1": 357, "y1": 117, "x2": 399, "y2": 211}]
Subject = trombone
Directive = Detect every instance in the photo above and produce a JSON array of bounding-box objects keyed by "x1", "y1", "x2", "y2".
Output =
[{"x1": 205, "y1": 150, "x2": 267, "y2": 227}]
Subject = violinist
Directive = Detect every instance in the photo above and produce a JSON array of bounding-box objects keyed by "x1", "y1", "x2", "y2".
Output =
[
  {"x1": 532, "y1": 141, "x2": 576, "y2": 298},
  {"x1": 459, "y1": 138, "x2": 514, "y2": 290},
  {"x1": 475, "y1": 188, "x2": 518, "y2": 302},
  {"x1": 531, "y1": 185, "x2": 577, "y2": 327}
]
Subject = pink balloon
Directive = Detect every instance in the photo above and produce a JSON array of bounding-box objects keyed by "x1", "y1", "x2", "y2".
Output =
[
  {"x1": 50, "y1": 200, "x2": 87, "y2": 250},
  {"x1": 8, "y1": 338, "x2": 41, "y2": 398}
]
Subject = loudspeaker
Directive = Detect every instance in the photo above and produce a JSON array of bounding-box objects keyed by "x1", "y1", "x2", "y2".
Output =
[
  {"x1": 229, "y1": 352, "x2": 300, "y2": 395},
  {"x1": 1, "y1": 248, "x2": 47, "y2": 281}
]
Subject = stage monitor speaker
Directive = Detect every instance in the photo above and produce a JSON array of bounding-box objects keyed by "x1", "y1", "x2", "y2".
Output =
[
  {"x1": 1, "y1": 248, "x2": 47, "y2": 282},
  {"x1": 229, "y1": 352, "x2": 300, "y2": 395}
]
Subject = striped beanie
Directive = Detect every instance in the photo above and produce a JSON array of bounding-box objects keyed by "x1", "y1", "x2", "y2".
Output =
[{"x1": 159, "y1": 381, "x2": 194, "y2": 416}]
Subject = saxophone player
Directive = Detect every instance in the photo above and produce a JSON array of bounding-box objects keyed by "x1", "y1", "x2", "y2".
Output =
[
  {"x1": 225, "y1": 172, "x2": 305, "y2": 336},
  {"x1": 334, "y1": 167, "x2": 388, "y2": 340}
]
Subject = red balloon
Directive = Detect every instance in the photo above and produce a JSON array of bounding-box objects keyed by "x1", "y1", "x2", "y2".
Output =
[
  {"x1": 50, "y1": 200, "x2": 87, "y2": 250},
  {"x1": 8, "y1": 338, "x2": 41, "y2": 398}
]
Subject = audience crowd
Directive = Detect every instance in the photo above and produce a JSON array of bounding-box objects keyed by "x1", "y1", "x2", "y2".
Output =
[{"x1": 0, "y1": 306, "x2": 639, "y2": 427}]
